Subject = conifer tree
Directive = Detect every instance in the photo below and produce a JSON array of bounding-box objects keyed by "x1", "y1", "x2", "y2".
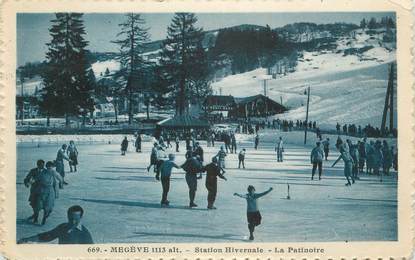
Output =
[
  {"x1": 113, "y1": 13, "x2": 149, "y2": 124},
  {"x1": 40, "y1": 13, "x2": 95, "y2": 126},
  {"x1": 159, "y1": 13, "x2": 208, "y2": 115}
]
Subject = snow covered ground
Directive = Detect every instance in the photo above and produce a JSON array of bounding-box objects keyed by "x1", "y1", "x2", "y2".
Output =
[
  {"x1": 16, "y1": 133, "x2": 397, "y2": 243},
  {"x1": 212, "y1": 61, "x2": 396, "y2": 129},
  {"x1": 212, "y1": 28, "x2": 396, "y2": 129}
]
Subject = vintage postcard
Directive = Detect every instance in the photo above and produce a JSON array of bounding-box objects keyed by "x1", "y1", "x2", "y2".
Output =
[{"x1": 0, "y1": 0, "x2": 414, "y2": 259}]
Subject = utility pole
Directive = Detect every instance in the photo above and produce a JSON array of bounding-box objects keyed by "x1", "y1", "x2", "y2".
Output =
[
  {"x1": 263, "y1": 79, "x2": 267, "y2": 96},
  {"x1": 381, "y1": 63, "x2": 395, "y2": 134},
  {"x1": 304, "y1": 86, "x2": 310, "y2": 145},
  {"x1": 20, "y1": 73, "x2": 24, "y2": 122}
]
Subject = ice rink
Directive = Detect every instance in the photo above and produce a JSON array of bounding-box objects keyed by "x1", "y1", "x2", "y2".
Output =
[{"x1": 16, "y1": 136, "x2": 397, "y2": 243}]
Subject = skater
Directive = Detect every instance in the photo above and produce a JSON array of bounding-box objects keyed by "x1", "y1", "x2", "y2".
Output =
[
  {"x1": 358, "y1": 139, "x2": 366, "y2": 173},
  {"x1": 185, "y1": 133, "x2": 191, "y2": 151},
  {"x1": 332, "y1": 140, "x2": 355, "y2": 186},
  {"x1": 55, "y1": 144, "x2": 71, "y2": 185},
  {"x1": 223, "y1": 132, "x2": 231, "y2": 153},
  {"x1": 366, "y1": 141, "x2": 375, "y2": 174},
  {"x1": 121, "y1": 136, "x2": 128, "y2": 155},
  {"x1": 322, "y1": 138, "x2": 330, "y2": 160},
  {"x1": 231, "y1": 132, "x2": 237, "y2": 154},
  {"x1": 349, "y1": 141, "x2": 360, "y2": 180},
  {"x1": 147, "y1": 143, "x2": 159, "y2": 173},
  {"x1": 67, "y1": 140, "x2": 78, "y2": 172},
  {"x1": 18, "y1": 205, "x2": 93, "y2": 244},
  {"x1": 310, "y1": 142, "x2": 324, "y2": 180},
  {"x1": 175, "y1": 135, "x2": 180, "y2": 152},
  {"x1": 193, "y1": 142, "x2": 204, "y2": 179},
  {"x1": 238, "y1": 148, "x2": 246, "y2": 169},
  {"x1": 216, "y1": 146, "x2": 227, "y2": 169},
  {"x1": 381, "y1": 140, "x2": 392, "y2": 176},
  {"x1": 203, "y1": 157, "x2": 227, "y2": 209},
  {"x1": 392, "y1": 146, "x2": 398, "y2": 171},
  {"x1": 135, "y1": 134, "x2": 142, "y2": 153},
  {"x1": 234, "y1": 186, "x2": 273, "y2": 241},
  {"x1": 372, "y1": 141, "x2": 384, "y2": 181},
  {"x1": 254, "y1": 134, "x2": 259, "y2": 150},
  {"x1": 166, "y1": 133, "x2": 172, "y2": 148},
  {"x1": 37, "y1": 161, "x2": 63, "y2": 225},
  {"x1": 23, "y1": 159, "x2": 45, "y2": 223},
  {"x1": 155, "y1": 145, "x2": 167, "y2": 176},
  {"x1": 157, "y1": 154, "x2": 180, "y2": 206},
  {"x1": 181, "y1": 152, "x2": 204, "y2": 207},
  {"x1": 275, "y1": 137, "x2": 284, "y2": 162}
]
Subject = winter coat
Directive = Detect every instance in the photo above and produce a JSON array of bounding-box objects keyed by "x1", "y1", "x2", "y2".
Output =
[
  {"x1": 194, "y1": 146, "x2": 204, "y2": 162},
  {"x1": 36, "y1": 169, "x2": 63, "y2": 212},
  {"x1": 121, "y1": 139, "x2": 128, "y2": 151},
  {"x1": 216, "y1": 150, "x2": 227, "y2": 161},
  {"x1": 181, "y1": 157, "x2": 203, "y2": 175},
  {"x1": 310, "y1": 147, "x2": 324, "y2": 163},
  {"x1": 24, "y1": 167, "x2": 43, "y2": 208},
  {"x1": 372, "y1": 148, "x2": 383, "y2": 169},
  {"x1": 366, "y1": 145, "x2": 375, "y2": 168},
  {"x1": 382, "y1": 147, "x2": 393, "y2": 168}
]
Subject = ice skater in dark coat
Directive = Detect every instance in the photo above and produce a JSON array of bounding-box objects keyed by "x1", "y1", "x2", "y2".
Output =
[{"x1": 203, "y1": 157, "x2": 227, "y2": 209}]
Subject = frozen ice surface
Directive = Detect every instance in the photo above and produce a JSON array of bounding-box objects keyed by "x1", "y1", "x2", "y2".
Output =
[{"x1": 16, "y1": 133, "x2": 397, "y2": 243}]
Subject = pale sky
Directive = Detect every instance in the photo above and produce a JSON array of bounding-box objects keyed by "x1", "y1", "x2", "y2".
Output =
[{"x1": 17, "y1": 12, "x2": 395, "y2": 66}]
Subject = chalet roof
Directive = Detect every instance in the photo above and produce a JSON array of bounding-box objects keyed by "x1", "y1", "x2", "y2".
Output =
[
  {"x1": 204, "y1": 95, "x2": 236, "y2": 106},
  {"x1": 157, "y1": 114, "x2": 210, "y2": 128}
]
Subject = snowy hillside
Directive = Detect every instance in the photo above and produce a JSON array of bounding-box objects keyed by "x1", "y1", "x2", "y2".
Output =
[{"x1": 212, "y1": 28, "x2": 396, "y2": 129}]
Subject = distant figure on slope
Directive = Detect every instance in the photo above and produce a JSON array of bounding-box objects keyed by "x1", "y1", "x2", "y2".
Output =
[
  {"x1": 67, "y1": 140, "x2": 79, "y2": 172},
  {"x1": 120, "y1": 136, "x2": 128, "y2": 156},
  {"x1": 238, "y1": 148, "x2": 246, "y2": 169},
  {"x1": 332, "y1": 140, "x2": 355, "y2": 186},
  {"x1": 234, "y1": 186, "x2": 273, "y2": 241},
  {"x1": 310, "y1": 142, "x2": 324, "y2": 180},
  {"x1": 55, "y1": 144, "x2": 71, "y2": 185},
  {"x1": 203, "y1": 157, "x2": 227, "y2": 209},
  {"x1": 322, "y1": 138, "x2": 330, "y2": 161},
  {"x1": 275, "y1": 136, "x2": 284, "y2": 162},
  {"x1": 254, "y1": 134, "x2": 259, "y2": 150},
  {"x1": 157, "y1": 154, "x2": 180, "y2": 206}
]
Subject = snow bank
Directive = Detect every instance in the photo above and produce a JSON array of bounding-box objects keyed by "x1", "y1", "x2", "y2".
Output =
[{"x1": 91, "y1": 60, "x2": 121, "y2": 79}]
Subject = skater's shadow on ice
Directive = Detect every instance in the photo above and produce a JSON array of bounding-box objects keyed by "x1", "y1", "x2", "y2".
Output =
[
  {"x1": 236, "y1": 175, "x2": 347, "y2": 182},
  {"x1": 94, "y1": 176, "x2": 182, "y2": 182},
  {"x1": 127, "y1": 231, "x2": 246, "y2": 242},
  {"x1": 335, "y1": 197, "x2": 397, "y2": 203},
  {"x1": 71, "y1": 198, "x2": 207, "y2": 211},
  {"x1": 16, "y1": 218, "x2": 41, "y2": 226},
  {"x1": 104, "y1": 166, "x2": 148, "y2": 170}
]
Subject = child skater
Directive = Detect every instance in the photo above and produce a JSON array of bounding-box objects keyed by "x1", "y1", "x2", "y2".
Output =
[{"x1": 234, "y1": 185, "x2": 273, "y2": 241}]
